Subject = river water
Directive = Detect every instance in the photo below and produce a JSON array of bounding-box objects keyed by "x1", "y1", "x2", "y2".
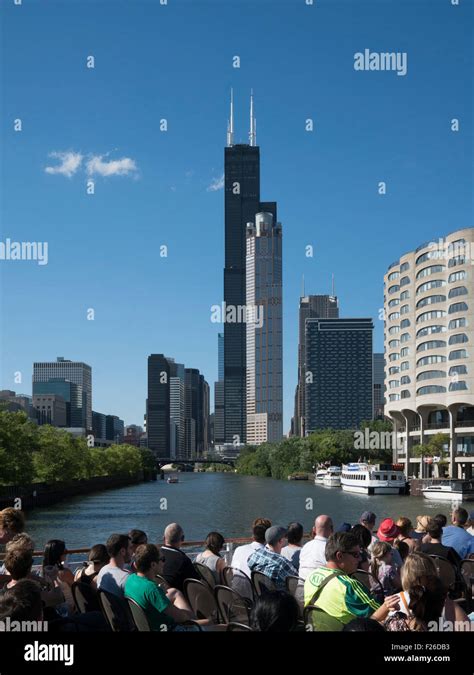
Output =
[{"x1": 23, "y1": 473, "x2": 470, "y2": 551}]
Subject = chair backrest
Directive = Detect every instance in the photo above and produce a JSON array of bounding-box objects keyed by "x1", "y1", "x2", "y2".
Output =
[
  {"x1": 194, "y1": 562, "x2": 217, "y2": 589},
  {"x1": 352, "y1": 569, "x2": 385, "y2": 604},
  {"x1": 285, "y1": 575, "x2": 302, "y2": 596},
  {"x1": 429, "y1": 555, "x2": 457, "y2": 590},
  {"x1": 98, "y1": 589, "x2": 134, "y2": 632},
  {"x1": 251, "y1": 570, "x2": 277, "y2": 596},
  {"x1": 303, "y1": 604, "x2": 344, "y2": 632},
  {"x1": 71, "y1": 581, "x2": 100, "y2": 613},
  {"x1": 183, "y1": 578, "x2": 219, "y2": 623},
  {"x1": 226, "y1": 622, "x2": 254, "y2": 632},
  {"x1": 127, "y1": 598, "x2": 151, "y2": 631},
  {"x1": 224, "y1": 567, "x2": 255, "y2": 601},
  {"x1": 214, "y1": 585, "x2": 252, "y2": 625},
  {"x1": 155, "y1": 574, "x2": 170, "y2": 591}
]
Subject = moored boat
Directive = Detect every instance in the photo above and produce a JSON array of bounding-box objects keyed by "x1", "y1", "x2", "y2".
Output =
[
  {"x1": 323, "y1": 466, "x2": 342, "y2": 487},
  {"x1": 422, "y1": 479, "x2": 474, "y2": 502},
  {"x1": 341, "y1": 463, "x2": 407, "y2": 495},
  {"x1": 314, "y1": 468, "x2": 328, "y2": 484}
]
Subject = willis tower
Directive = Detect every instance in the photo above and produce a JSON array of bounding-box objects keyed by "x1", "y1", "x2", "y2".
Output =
[{"x1": 223, "y1": 90, "x2": 277, "y2": 444}]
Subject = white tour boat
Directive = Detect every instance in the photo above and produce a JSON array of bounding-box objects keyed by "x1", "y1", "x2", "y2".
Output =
[
  {"x1": 323, "y1": 466, "x2": 342, "y2": 488},
  {"x1": 314, "y1": 468, "x2": 328, "y2": 483},
  {"x1": 422, "y1": 480, "x2": 474, "y2": 502},
  {"x1": 341, "y1": 463, "x2": 407, "y2": 495}
]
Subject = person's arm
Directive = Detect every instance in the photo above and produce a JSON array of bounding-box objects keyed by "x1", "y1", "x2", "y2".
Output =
[
  {"x1": 371, "y1": 594, "x2": 400, "y2": 622},
  {"x1": 58, "y1": 567, "x2": 75, "y2": 587}
]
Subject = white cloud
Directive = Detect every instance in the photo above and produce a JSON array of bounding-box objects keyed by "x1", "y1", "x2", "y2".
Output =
[
  {"x1": 45, "y1": 151, "x2": 83, "y2": 177},
  {"x1": 86, "y1": 155, "x2": 138, "y2": 177},
  {"x1": 207, "y1": 173, "x2": 224, "y2": 192}
]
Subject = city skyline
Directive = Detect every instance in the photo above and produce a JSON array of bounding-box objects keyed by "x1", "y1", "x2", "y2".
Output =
[{"x1": 1, "y1": 1, "x2": 471, "y2": 432}]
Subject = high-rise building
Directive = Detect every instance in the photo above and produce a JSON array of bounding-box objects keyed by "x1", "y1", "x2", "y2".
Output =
[
  {"x1": 373, "y1": 353, "x2": 385, "y2": 419},
  {"x1": 214, "y1": 333, "x2": 225, "y2": 445},
  {"x1": 184, "y1": 369, "x2": 210, "y2": 458},
  {"x1": 246, "y1": 212, "x2": 283, "y2": 444},
  {"x1": 169, "y1": 360, "x2": 185, "y2": 460},
  {"x1": 293, "y1": 295, "x2": 339, "y2": 436},
  {"x1": 223, "y1": 91, "x2": 277, "y2": 445},
  {"x1": 147, "y1": 354, "x2": 171, "y2": 456},
  {"x1": 92, "y1": 411, "x2": 107, "y2": 444},
  {"x1": 384, "y1": 228, "x2": 474, "y2": 479},
  {"x1": 33, "y1": 358, "x2": 92, "y2": 431},
  {"x1": 106, "y1": 415, "x2": 124, "y2": 444},
  {"x1": 124, "y1": 425, "x2": 144, "y2": 447},
  {"x1": 33, "y1": 379, "x2": 81, "y2": 428},
  {"x1": 33, "y1": 394, "x2": 67, "y2": 426},
  {"x1": 305, "y1": 318, "x2": 373, "y2": 432}
]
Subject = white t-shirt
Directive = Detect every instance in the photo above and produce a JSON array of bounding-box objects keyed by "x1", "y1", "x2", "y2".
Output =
[
  {"x1": 231, "y1": 541, "x2": 263, "y2": 578},
  {"x1": 96, "y1": 564, "x2": 130, "y2": 597},
  {"x1": 298, "y1": 536, "x2": 328, "y2": 580}
]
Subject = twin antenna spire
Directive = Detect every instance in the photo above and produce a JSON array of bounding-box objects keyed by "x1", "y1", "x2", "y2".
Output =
[{"x1": 227, "y1": 89, "x2": 257, "y2": 147}]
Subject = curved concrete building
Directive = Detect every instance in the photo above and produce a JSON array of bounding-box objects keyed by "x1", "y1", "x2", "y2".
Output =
[{"x1": 384, "y1": 228, "x2": 474, "y2": 479}]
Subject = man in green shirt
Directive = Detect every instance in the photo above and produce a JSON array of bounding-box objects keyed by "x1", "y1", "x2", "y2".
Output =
[
  {"x1": 304, "y1": 532, "x2": 400, "y2": 628},
  {"x1": 125, "y1": 544, "x2": 197, "y2": 631}
]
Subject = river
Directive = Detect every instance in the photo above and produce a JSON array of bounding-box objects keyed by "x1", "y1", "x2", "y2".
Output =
[{"x1": 23, "y1": 473, "x2": 471, "y2": 551}]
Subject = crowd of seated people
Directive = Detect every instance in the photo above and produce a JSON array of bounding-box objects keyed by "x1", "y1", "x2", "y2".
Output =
[{"x1": 0, "y1": 506, "x2": 472, "y2": 633}]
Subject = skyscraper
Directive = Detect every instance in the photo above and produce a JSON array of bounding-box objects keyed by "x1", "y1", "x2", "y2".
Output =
[
  {"x1": 214, "y1": 333, "x2": 225, "y2": 445},
  {"x1": 373, "y1": 353, "x2": 385, "y2": 419},
  {"x1": 305, "y1": 318, "x2": 373, "y2": 432},
  {"x1": 223, "y1": 90, "x2": 277, "y2": 445},
  {"x1": 147, "y1": 354, "x2": 171, "y2": 456},
  {"x1": 33, "y1": 357, "x2": 92, "y2": 431},
  {"x1": 293, "y1": 295, "x2": 339, "y2": 436},
  {"x1": 169, "y1": 360, "x2": 185, "y2": 460},
  {"x1": 246, "y1": 212, "x2": 283, "y2": 444}
]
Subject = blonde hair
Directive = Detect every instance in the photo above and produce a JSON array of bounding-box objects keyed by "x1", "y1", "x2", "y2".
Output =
[
  {"x1": 5, "y1": 533, "x2": 35, "y2": 553},
  {"x1": 400, "y1": 551, "x2": 437, "y2": 590},
  {"x1": 370, "y1": 541, "x2": 392, "y2": 578},
  {"x1": 415, "y1": 515, "x2": 432, "y2": 532}
]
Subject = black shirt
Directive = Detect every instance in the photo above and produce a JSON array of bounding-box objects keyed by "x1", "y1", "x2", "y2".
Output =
[
  {"x1": 161, "y1": 546, "x2": 199, "y2": 591},
  {"x1": 419, "y1": 542, "x2": 462, "y2": 568}
]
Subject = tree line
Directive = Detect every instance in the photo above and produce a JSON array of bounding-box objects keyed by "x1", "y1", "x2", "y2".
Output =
[
  {"x1": 0, "y1": 410, "x2": 156, "y2": 486},
  {"x1": 235, "y1": 420, "x2": 396, "y2": 480}
]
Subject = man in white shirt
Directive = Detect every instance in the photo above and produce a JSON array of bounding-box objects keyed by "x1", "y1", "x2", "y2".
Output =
[
  {"x1": 298, "y1": 515, "x2": 333, "y2": 581},
  {"x1": 231, "y1": 517, "x2": 272, "y2": 578},
  {"x1": 97, "y1": 533, "x2": 133, "y2": 597}
]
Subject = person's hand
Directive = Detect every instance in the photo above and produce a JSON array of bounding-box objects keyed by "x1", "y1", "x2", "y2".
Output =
[{"x1": 384, "y1": 594, "x2": 400, "y2": 612}]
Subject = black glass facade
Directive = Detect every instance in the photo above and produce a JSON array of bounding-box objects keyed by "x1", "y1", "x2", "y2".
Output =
[{"x1": 305, "y1": 318, "x2": 373, "y2": 431}]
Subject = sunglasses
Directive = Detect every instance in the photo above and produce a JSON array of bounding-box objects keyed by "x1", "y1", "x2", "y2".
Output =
[{"x1": 343, "y1": 550, "x2": 361, "y2": 559}]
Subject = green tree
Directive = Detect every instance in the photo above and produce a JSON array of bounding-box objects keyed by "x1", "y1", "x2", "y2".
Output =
[
  {"x1": 33, "y1": 425, "x2": 86, "y2": 483},
  {"x1": 139, "y1": 447, "x2": 157, "y2": 472},
  {"x1": 0, "y1": 411, "x2": 36, "y2": 485},
  {"x1": 103, "y1": 444, "x2": 142, "y2": 476}
]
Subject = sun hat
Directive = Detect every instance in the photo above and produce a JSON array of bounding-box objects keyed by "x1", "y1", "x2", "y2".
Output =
[{"x1": 377, "y1": 518, "x2": 400, "y2": 542}]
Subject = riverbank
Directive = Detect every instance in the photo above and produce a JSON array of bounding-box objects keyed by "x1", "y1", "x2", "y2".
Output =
[{"x1": 0, "y1": 470, "x2": 156, "y2": 510}]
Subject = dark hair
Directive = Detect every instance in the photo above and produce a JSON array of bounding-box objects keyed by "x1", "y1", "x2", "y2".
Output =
[
  {"x1": 106, "y1": 534, "x2": 130, "y2": 558},
  {"x1": 453, "y1": 507, "x2": 468, "y2": 526},
  {"x1": 88, "y1": 544, "x2": 109, "y2": 565},
  {"x1": 426, "y1": 520, "x2": 442, "y2": 540},
  {"x1": 205, "y1": 532, "x2": 224, "y2": 556},
  {"x1": 129, "y1": 529, "x2": 148, "y2": 546},
  {"x1": 250, "y1": 591, "x2": 299, "y2": 632},
  {"x1": 408, "y1": 576, "x2": 447, "y2": 629},
  {"x1": 0, "y1": 508, "x2": 25, "y2": 535},
  {"x1": 43, "y1": 539, "x2": 66, "y2": 569},
  {"x1": 325, "y1": 533, "x2": 359, "y2": 562},
  {"x1": 287, "y1": 522, "x2": 304, "y2": 546},
  {"x1": 343, "y1": 618, "x2": 386, "y2": 632},
  {"x1": 434, "y1": 514, "x2": 447, "y2": 528},
  {"x1": 252, "y1": 518, "x2": 272, "y2": 544},
  {"x1": 350, "y1": 524, "x2": 371, "y2": 549},
  {"x1": 4, "y1": 548, "x2": 33, "y2": 580},
  {"x1": 0, "y1": 579, "x2": 43, "y2": 622},
  {"x1": 393, "y1": 538, "x2": 409, "y2": 561},
  {"x1": 396, "y1": 517, "x2": 413, "y2": 538},
  {"x1": 134, "y1": 544, "x2": 160, "y2": 573}
]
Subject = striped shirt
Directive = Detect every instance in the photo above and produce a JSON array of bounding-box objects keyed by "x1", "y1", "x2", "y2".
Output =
[{"x1": 304, "y1": 566, "x2": 380, "y2": 624}]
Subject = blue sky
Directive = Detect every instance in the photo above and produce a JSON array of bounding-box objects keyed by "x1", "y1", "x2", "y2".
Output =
[{"x1": 1, "y1": 0, "x2": 472, "y2": 432}]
